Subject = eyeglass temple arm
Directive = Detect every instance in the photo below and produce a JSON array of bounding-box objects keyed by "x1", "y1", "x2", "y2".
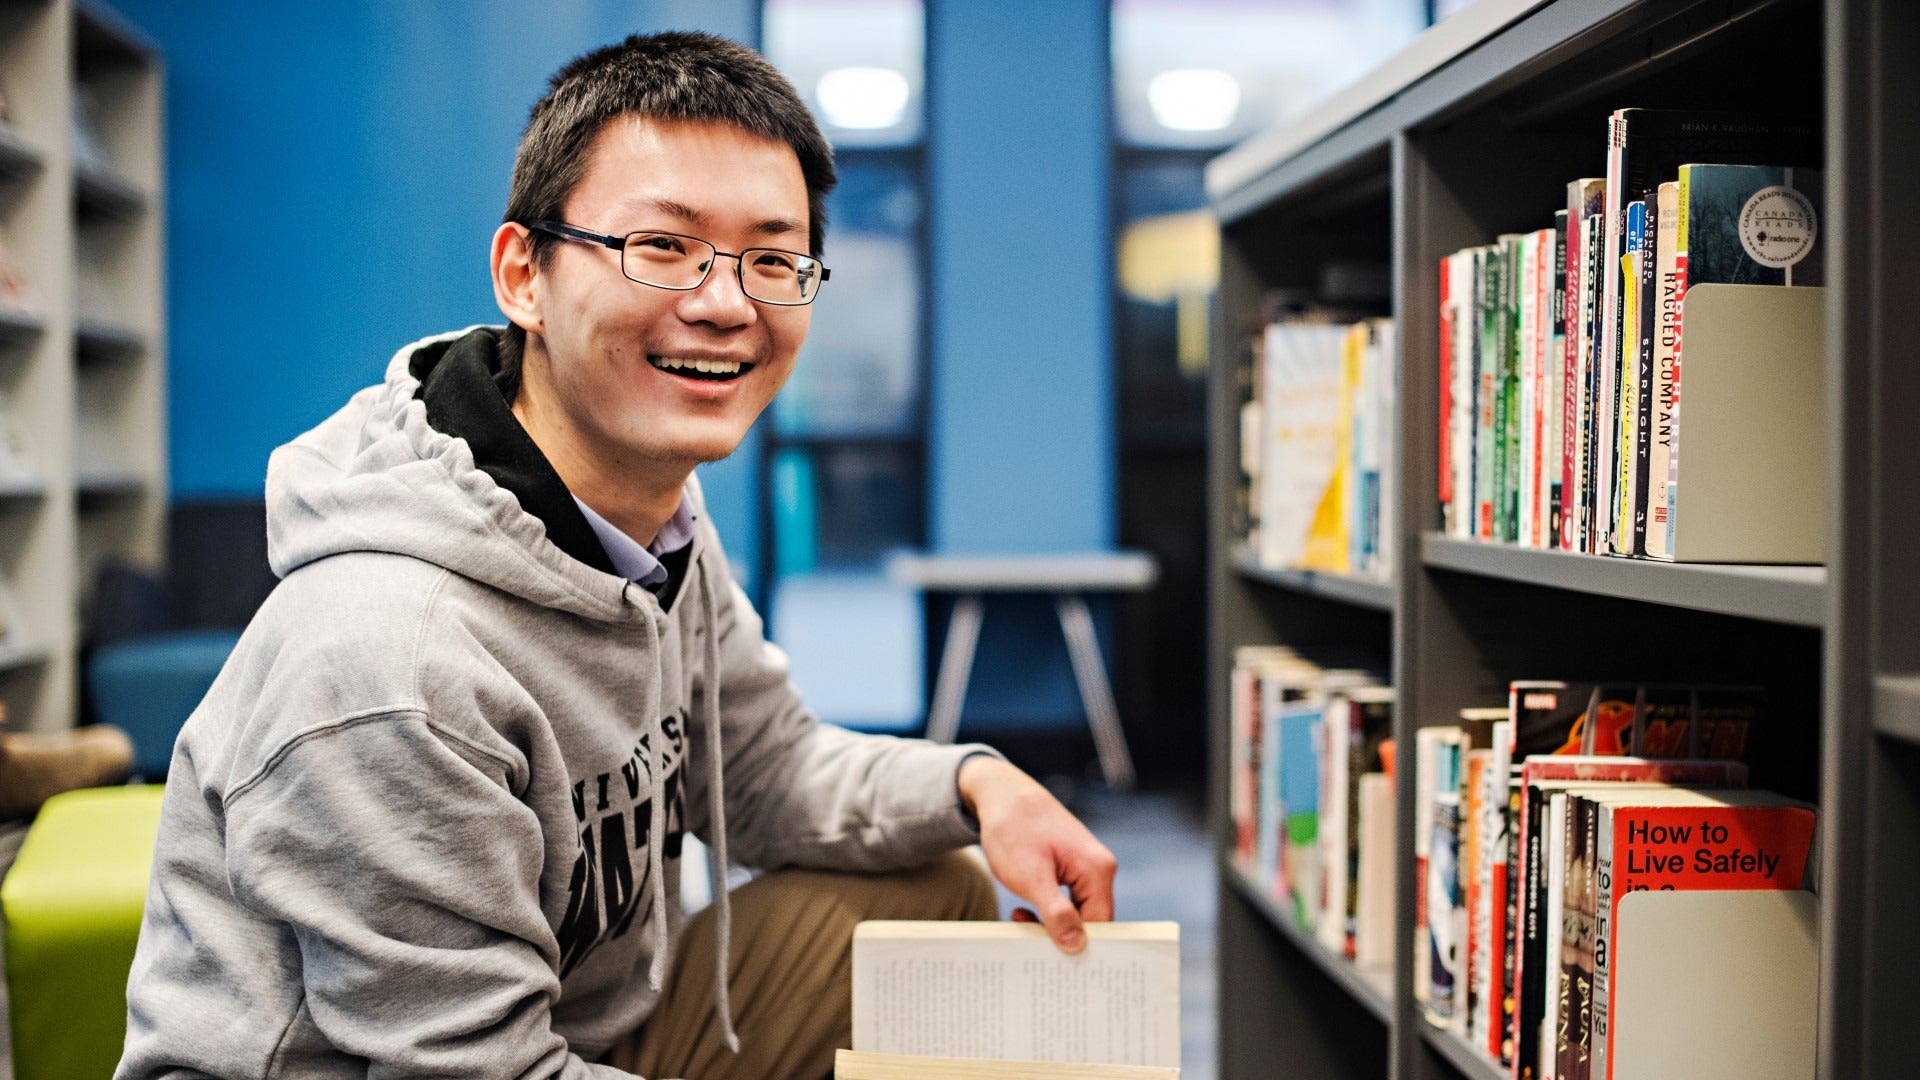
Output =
[{"x1": 529, "y1": 221, "x2": 625, "y2": 251}]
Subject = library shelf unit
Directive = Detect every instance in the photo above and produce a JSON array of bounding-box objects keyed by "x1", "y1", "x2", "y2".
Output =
[
  {"x1": 0, "y1": 0, "x2": 164, "y2": 734},
  {"x1": 1204, "y1": 1, "x2": 1917, "y2": 1079}
]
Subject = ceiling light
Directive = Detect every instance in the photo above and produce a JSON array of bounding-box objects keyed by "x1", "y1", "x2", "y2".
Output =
[
  {"x1": 816, "y1": 67, "x2": 911, "y2": 131},
  {"x1": 1147, "y1": 68, "x2": 1240, "y2": 132}
]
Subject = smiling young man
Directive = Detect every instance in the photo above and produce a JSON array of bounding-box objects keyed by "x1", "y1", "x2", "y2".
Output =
[{"x1": 117, "y1": 32, "x2": 1116, "y2": 1080}]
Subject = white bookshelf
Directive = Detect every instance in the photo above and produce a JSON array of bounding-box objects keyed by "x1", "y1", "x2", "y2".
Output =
[{"x1": 0, "y1": 0, "x2": 163, "y2": 733}]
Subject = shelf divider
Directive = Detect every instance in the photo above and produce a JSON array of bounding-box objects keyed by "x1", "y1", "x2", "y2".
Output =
[{"x1": 1421, "y1": 533, "x2": 1826, "y2": 627}]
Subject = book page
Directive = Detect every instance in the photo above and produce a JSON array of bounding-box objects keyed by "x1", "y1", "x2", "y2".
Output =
[
  {"x1": 851, "y1": 922, "x2": 1180, "y2": 1068},
  {"x1": 835, "y1": 1050, "x2": 1178, "y2": 1080}
]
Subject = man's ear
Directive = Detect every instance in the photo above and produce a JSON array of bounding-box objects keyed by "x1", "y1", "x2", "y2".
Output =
[{"x1": 491, "y1": 222, "x2": 543, "y2": 335}]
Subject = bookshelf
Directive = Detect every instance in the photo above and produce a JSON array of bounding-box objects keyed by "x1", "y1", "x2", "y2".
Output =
[
  {"x1": 0, "y1": 0, "x2": 164, "y2": 735},
  {"x1": 1206, "y1": 1, "x2": 1914, "y2": 1078}
]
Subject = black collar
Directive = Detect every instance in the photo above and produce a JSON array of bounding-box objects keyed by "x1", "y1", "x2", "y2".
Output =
[{"x1": 410, "y1": 328, "x2": 617, "y2": 577}]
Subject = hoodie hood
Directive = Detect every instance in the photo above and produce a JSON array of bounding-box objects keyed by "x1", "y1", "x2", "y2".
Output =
[{"x1": 265, "y1": 327, "x2": 646, "y2": 623}]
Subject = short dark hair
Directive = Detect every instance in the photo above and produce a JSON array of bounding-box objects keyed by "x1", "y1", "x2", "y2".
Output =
[{"x1": 497, "y1": 31, "x2": 836, "y2": 387}]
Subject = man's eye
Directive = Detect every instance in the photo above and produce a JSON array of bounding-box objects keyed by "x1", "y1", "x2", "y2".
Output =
[
  {"x1": 634, "y1": 234, "x2": 686, "y2": 254},
  {"x1": 752, "y1": 252, "x2": 798, "y2": 272}
]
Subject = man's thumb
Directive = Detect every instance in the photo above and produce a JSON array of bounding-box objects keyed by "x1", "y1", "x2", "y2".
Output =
[{"x1": 1037, "y1": 891, "x2": 1086, "y2": 954}]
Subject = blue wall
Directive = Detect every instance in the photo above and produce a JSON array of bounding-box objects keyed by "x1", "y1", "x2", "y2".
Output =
[
  {"x1": 115, "y1": 0, "x2": 761, "y2": 566},
  {"x1": 928, "y1": 0, "x2": 1114, "y2": 554},
  {"x1": 123, "y1": 0, "x2": 1116, "y2": 731}
]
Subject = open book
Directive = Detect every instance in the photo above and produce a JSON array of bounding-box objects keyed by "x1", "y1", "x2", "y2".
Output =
[{"x1": 845, "y1": 921, "x2": 1181, "y2": 1079}]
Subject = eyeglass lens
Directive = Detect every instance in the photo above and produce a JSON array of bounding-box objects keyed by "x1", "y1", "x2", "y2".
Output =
[{"x1": 621, "y1": 231, "x2": 823, "y2": 304}]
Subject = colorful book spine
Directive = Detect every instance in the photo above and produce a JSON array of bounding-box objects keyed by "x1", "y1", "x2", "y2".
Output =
[
  {"x1": 1549, "y1": 214, "x2": 1568, "y2": 550},
  {"x1": 1502, "y1": 233, "x2": 1525, "y2": 544},
  {"x1": 1477, "y1": 248, "x2": 1499, "y2": 539},
  {"x1": 1645, "y1": 183, "x2": 1681, "y2": 560},
  {"x1": 1611, "y1": 200, "x2": 1646, "y2": 554}
]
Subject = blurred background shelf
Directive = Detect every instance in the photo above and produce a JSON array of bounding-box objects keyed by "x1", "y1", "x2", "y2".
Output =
[
  {"x1": 1231, "y1": 546, "x2": 1394, "y2": 611},
  {"x1": 1221, "y1": 856, "x2": 1393, "y2": 1023}
]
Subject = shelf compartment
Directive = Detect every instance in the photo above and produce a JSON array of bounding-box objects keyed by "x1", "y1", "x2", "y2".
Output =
[
  {"x1": 1233, "y1": 546, "x2": 1395, "y2": 612},
  {"x1": 0, "y1": 126, "x2": 45, "y2": 182},
  {"x1": 1222, "y1": 856, "x2": 1394, "y2": 1024},
  {"x1": 74, "y1": 318, "x2": 145, "y2": 361},
  {"x1": 1420, "y1": 1024, "x2": 1506, "y2": 1080},
  {"x1": 0, "y1": 640, "x2": 50, "y2": 674},
  {"x1": 0, "y1": 474, "x2": 48, "y2": 500},
  {"x1": 0, "y1": 309, "x2": 46, "y2": 347},
  {"x1": 72, "y1": 162, "x2": 147, "y2": 219},
  {"x1": 1421, "y1": 534, "x2": 1825, "y2": 628},
  {"x1": 75, "y1": 471, "x2": 146, "y2": 499}
]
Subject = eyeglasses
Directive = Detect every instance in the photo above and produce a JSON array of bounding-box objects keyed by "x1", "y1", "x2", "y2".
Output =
[{"x1": 529, "y1": 221, "x2": 830, "y2": 306}]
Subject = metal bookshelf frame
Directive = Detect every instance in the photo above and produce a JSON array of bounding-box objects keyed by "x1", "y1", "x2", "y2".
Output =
[{"x1": 1206, "y1": 1, "x2": 1914, "y2": 1077}]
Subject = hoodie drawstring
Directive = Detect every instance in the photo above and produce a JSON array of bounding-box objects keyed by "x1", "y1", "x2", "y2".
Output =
[
  {"x1": 695, "y1": 557, "x2": 740, "y2": 1053},
  {"x1": 639, "y1": 609, "x2": 668, "y2": 993}
]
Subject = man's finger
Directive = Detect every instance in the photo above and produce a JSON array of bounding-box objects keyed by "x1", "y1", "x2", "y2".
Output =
[
  {"x1": 1068, "y1": 847, "x2": 1118, "y2": 922},
  {"x1": 1034, "y1": 888, "x2": 1085, "y2": 954}
]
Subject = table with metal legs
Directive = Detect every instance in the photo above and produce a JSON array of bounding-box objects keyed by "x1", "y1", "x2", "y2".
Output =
[{"x1": 886, "y1": 552, "x2": 1159, "y2": 792}]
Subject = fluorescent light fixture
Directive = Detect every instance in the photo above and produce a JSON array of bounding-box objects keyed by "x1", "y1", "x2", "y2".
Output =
[
  {"x1": 1146, "y1": 68, "x2": 1240, "y2": 132},
  {"x1": 816, "y1": 66, "x2": 911, "y2": 130}
]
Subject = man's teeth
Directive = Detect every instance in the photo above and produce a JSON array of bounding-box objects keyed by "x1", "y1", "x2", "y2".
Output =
[{"x1": 651, "y1": 356, "x2": 744, "y2": 375}]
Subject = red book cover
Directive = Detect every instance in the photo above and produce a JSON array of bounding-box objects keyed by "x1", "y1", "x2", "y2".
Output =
[{"x1": 1597, "y1": 801, "x2": 1815, "y2": 1078}]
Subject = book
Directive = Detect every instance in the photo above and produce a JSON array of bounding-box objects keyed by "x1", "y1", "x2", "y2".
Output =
[
  {"x1": 1597, "y1": 110, "x2": 1820, "y2": 557},
  {"x1": 1610, "y1": 199, "x2": 1645, "y2": 555},
  {"x1": 837, "y1": 1052, "x2": 1178, "y2": 1080},
  {"x1": 1548, "y1": 215, "x2": 1567, "y2": 550},
  {"x1": 1644, "y1": 183, "x2": 1681, "y2": 560},
  {"x1": 1630, "y1": 191, "x2": 1660, "y2": 557},
  {"x1": 1321, "y1": 686, "x2": 1394, "y2": 956},
  {"x1": 1510, "y1": 758, "x2": 1749, "y2": 1080},
  {"x1": 1440, "y1": 254, "x2": 1459, "y2": 534},
  {"x1": 1561, "y1": 182, "x2": 1602, "y2": 551},
  {"x1": 850, "y1": 921, "x2": 1181, "y2": 1068},
  {"x1": 1589, "y1": 791, "x2": 1815, "y2": 1080},
  {"x1": 1355, "y1": 771, "x2": 1396, "y2": 969},
  {"x1": 1657, "y1": 164, "x2": 1826, "y2": 560},
  {"x1": 1474, "y1": 246, "x2": 1498, "y2": 539},
  {"x1": 1500, "y1": 233, "x2": 1525, "y2": 544},
  {"x1": 1578, "y1": 211, "x2": 1604, "y2": 554}
]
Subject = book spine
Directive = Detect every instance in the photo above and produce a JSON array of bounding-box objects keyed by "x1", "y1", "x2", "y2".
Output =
[
  {"x1": 1439, "y1": 256, "x2": 1456, "y2": 534},
  {"x1": 1668, "y1": 168, "x2": 1694, "y2": 560},
  {"x1": 1550, "y1": 215, "x2": 1569, "y2": 551},
  {"x1": 1579, "y1": 212, "x2": 1603, "y2": 554},
  {"x1": 1597, "y1": 112, "x2": 1627, "y2": 555},
  {"x1": 1429, "y1": 790, "x2": 1464, "y2": 1023},
  {"x1": 1503, "y1": 234, "x2": 1523, "y2": 544},
  {"x1": 1491, "y1": 243, "x2": 1512, "y2": 543},
  {"x1": 1466, "y1": 751, "x2": 1490, "y2": 1043},
  {"x1": 1646, "y1": 184, "x2": 1681, "y2": 561},
  {"x1": 1591, "y1": 803, "x2": 1618, "y2": 1080},
  {"x1": 1500, "y1": 761, "x2": 1522, "y2": 1067},
  {"x1": 1541, "y1": 793, "x2": 1569, "y2": 1080},
  {"x1": 1476, "y1": 249, "x2": 1498, "y2": 539},
  {"x1": 1453, "y1": 258, "x2": 1478, "y2": 540},
  {"x1": 1518, "y1": 234, "x2": 1538, "y2": 549},
  {"x1": 1611, "y1": 201, "x2": 1645, "y2": 554},
  {"x1": 1514, "y1": 781, "x2": 1551, "y2": 1080},
  {"x1": 1631, "y1": 191, "x2": 1658, "y2": 557}
]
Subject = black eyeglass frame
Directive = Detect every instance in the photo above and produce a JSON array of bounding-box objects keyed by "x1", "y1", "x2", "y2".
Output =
[{"x1": 527, "y1": 220, "x2": 830, "y2": 306}]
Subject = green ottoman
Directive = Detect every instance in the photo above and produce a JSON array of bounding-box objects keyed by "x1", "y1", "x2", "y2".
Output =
[{"x1": 2, "y1": 785, "x2": 165, "y2": 1080}]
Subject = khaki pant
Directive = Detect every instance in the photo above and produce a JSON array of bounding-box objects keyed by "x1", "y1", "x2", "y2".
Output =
[{"x1": 604, "y1": 851, "x2": 999, "y2": 1080}]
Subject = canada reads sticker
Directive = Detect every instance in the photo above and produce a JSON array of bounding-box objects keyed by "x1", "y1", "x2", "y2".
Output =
[{"x1": 1739, "y1": 184, "x2": 1818, "y2": 269}]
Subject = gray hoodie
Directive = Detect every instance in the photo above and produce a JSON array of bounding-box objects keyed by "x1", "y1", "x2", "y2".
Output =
[{"x1": 117, "y1": 329, "x2": 989, "y2": 1079}]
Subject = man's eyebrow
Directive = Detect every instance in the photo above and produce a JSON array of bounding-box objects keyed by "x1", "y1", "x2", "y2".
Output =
[{"x1": 621, "y1": 198, "x2": 806, "y2": 243}]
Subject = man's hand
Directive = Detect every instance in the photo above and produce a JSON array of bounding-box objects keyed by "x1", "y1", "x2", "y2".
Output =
[{"x1": 958, "y1": 755, "x2": 1117, "y2": 955}]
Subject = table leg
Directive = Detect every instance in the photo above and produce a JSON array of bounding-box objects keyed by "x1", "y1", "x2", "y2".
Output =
[
  {"x1": 925, "y1": 593, "x2": 984, "y2": 744},
  {"x1": 1055, "y1": 593, "x2": 1137, "y2": 792}
]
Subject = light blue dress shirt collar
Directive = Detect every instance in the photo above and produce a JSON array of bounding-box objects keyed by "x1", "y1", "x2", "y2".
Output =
[{"x1": 572, "y1": 494, "x2": 696, "y2": 591}]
